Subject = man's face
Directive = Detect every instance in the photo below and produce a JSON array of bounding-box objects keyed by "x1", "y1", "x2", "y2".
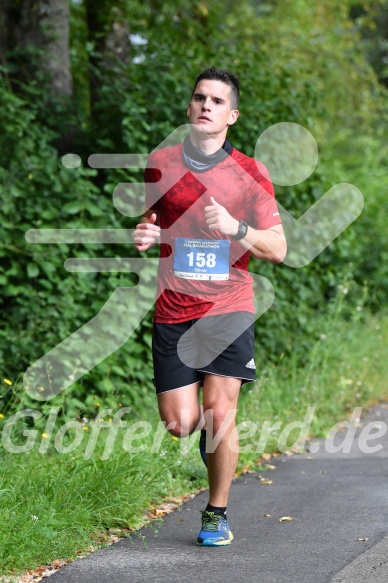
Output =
[{"x1": 187, "y1": 79, "x2": 239, "y2": 139}]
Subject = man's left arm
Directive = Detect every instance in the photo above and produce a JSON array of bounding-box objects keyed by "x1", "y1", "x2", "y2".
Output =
[
  {"x1": 237, "y1": 223, "x2": 286, "y2": 263},
  {"x1": 204, "y1": 196, "x2": 287, "y2": 263}
]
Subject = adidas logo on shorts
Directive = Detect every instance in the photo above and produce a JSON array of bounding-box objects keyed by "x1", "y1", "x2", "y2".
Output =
[{"x1": 245, "y1": 358, "x2": 256, "y2": 370}]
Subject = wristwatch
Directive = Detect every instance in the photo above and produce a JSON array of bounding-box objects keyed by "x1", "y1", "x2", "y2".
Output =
[{"x1": 231, "y1": 220, "x2": 248, "y2": 241}]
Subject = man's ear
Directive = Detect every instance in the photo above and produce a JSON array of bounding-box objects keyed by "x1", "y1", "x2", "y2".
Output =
[
  {"x1": 228, "y1": 109, "x2": 239, "y2": 126},
  {"x1": 187, "y1": 103, "x2": 191, "y2": 118}
]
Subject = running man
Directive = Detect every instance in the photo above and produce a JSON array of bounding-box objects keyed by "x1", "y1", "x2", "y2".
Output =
[{"x1": 134, "y1": 67, "x2": 287, "y2": 546}]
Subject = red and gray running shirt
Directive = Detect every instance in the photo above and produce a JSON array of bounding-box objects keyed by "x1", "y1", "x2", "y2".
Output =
[{"x1": 144, "y1": 143, "x2": 282, "y2": 323}]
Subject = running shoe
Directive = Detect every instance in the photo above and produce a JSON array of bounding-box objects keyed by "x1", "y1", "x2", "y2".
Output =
[
  {"x1": 199, "y1": 429, "x2": 207, "y2": 467},
  {"x1": 197, "y1": 510, "x2": 234, "y2": 546}
]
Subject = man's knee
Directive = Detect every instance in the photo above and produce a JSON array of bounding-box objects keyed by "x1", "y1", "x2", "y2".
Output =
[
  {"x1": 204, "y1": 404, "x2": 238, "y2": 435},
  {"x1": 162, "y1": 417, "x2": 199, "y2": 438}
]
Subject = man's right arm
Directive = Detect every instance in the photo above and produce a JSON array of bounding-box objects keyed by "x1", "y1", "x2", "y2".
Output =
[{"x1": 134, "y1": 210, "x2": 160, "y2": 252}]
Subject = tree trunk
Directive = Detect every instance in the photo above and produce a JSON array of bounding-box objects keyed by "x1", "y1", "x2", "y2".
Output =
[
  {"x1": 2, "y1": 0, "x2": 72, "y2": 99},
  {"x1": 104, "y1": 6, "x2": 131, "y2": 70},
  {"x1": 0, "y1": 0, "x2": 11, "y2": 66},
  {"x1": 85, "y1": 0, "x2": 130, "y2": 126},
  {"x1": 19, "y1": 0, "x2": 73, "y2": 98}
]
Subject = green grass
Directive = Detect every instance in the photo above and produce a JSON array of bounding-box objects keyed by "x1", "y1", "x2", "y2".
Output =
[
  {"x1": 0, "y1": 419, "x2": 207, "y2": 574},
  {"x1": 237, "y1": 310, "x2": 388, "y2": 465},
  {"x1": 1, "y1": 305, "x2": 388, "y2": 576}
]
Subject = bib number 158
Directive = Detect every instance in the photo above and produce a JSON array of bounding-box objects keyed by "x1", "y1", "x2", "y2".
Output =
[{"x1": 187, "y1": 252, "x2": 216, "y2": 268}]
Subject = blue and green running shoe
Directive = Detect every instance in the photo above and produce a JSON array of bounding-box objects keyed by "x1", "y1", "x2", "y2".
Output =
[
  {"x1": 199, "y1": 429, "x2": 207, "y2": 467},
  {"x1": 197, "y1": 510, "x2": 234, "y2": 546}
]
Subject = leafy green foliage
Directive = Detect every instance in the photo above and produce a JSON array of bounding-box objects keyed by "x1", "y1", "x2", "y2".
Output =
[
  {"x1": 0, "y1": 79, "x2": 155, "y2": 412},
  {"x1": 0, "y1": 0, "x2": 387, "y2": 413}
]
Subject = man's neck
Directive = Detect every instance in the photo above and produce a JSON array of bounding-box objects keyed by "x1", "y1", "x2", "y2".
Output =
[{"x1": 189, "y1": 132, "x2": 227, "y2": 155}]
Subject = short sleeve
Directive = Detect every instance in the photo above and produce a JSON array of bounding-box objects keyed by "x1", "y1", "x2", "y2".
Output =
[
  {"x1": 247, "y1": 160, "x2": 282, "y2": 230},
  {"x1": 144, "y1": 155, "x2": 162, "y2": 213}
]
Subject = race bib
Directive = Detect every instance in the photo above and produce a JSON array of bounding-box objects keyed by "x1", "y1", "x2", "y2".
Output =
[{"x1": 173, "y1": 238, "x2": 230, "y2": 280}]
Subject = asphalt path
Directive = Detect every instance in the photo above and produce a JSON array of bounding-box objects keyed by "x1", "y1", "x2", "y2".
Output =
[{"x1": 47, "y1": 404, "x2": 388, "y2": 583}]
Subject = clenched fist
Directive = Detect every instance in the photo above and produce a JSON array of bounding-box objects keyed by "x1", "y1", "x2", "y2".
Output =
[
  {"x1": 204, "y1": 196, "x2": 239, "y2": 236},
  {"x1": 134, "y1": 212, "x2": 160, "y2": 251}
]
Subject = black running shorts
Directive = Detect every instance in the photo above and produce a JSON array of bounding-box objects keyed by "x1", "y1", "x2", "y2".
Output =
[{"x1": 152, "y1": 311, "x2": 256, "y2": 394}]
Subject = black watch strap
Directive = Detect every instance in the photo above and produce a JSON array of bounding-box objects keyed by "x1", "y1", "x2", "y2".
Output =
[{"x1": 231, "y1": 220, "x2": 248, "y2": 241}]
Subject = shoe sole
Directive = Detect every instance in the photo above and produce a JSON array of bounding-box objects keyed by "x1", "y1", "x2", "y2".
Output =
[{"x1": 197, "y1": 532, "x2": 234, "y2": 546}]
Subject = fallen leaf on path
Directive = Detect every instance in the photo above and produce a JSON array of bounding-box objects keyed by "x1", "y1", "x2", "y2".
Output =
[
  {"x1": 150, "y1": 502, "x2": 179, "y2": 517},
  {"x1": 256, "y1": 476, "x2": 273, "y2": 484},
  {"x1": 260, "y1": 479, "x2": 273, "y2": 485},
  {"x1": 357, "y1": 537, "x2": 369, "y2": 541},
  {"x1": 278, "y1": 516, "x2": 295, "y2": 522},
  {"x1": 264, "y1": 514, "x2": 272, "y2": 517}
]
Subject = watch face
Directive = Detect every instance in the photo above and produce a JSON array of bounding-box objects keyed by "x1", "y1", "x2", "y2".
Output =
[{"x1": 231, "y1": 221, "x2": 247, "y2": 240}]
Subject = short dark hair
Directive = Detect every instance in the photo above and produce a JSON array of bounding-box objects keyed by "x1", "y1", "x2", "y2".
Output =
[{"x1": 191, "y1": 67, "x2": 240, "y2": 109}]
